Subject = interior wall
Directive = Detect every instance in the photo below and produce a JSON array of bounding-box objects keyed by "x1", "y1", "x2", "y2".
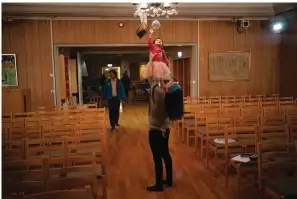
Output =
[
  {"x1": 199, "y1": 21, "x2": 280, "y2": 96},
  {"x1": 2, "y1": 19, "x2": 283, "y2": 109},
  {"x1": 279, "y1": 13, "x2": 297, "y2": 98},
  {"x1": 52, "y1": 20, "x2": 198, "y2": 44},
  {"x1": 2, "y1": 20, "x2": 54, "y2": 110}
]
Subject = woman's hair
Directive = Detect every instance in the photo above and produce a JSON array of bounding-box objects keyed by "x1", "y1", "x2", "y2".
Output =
[
  {"x1": 153, "y1": 38, "x2": 163, "y2": 45},
  {"x1": 109, "y1": 69, "x2": 117, "y2": 77}
]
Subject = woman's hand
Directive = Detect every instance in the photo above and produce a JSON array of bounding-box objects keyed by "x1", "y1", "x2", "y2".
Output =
[
  {"x1": 149, "y1": 29, "x2": 155, "y2": 34},
  {"x1": 149, "y1": 52, "x2": 157, "y2": 62}
]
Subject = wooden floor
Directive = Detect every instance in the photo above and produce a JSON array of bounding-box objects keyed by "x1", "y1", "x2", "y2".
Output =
[{"x1": 105, "y1": 103, "x2": 261, "y2": 199}]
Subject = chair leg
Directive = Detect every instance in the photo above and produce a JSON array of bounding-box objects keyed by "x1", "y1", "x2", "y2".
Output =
[
  {"x1": 182, "y1": 124, "x2": 185, "y2": 142},
  {"x1": 225, "y1": 164, "x2": 229, "y2": 188},
  {"x1": 205, "y1": 147, "x2": 209, "y2": 168},
  {"x1": 236, "y1": 166, "x2": 241, "y2": 199},
  {"x1": 186, "y1": 129, "x2": 190, "y2": 145},
  {"x1": 194, "y1": 135, "x2": 198, "y2": 153},
  {"x1": 200, "y1": 138, "x2": 204, "y2": 158}
]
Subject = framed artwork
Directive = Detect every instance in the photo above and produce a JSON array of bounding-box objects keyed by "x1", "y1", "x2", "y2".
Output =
[
  {"x1": 2, "y1": 54, "x2": 18, "y2": 86},
  {"x1": 209, "y1": 51, "x2": 251, "y2": 81}
]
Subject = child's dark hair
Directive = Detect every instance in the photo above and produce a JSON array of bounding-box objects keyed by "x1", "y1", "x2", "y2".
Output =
[
  {"x1": 109, "y1": 69, "x2": 117, "y2": 77},
  {"x1": 153, "y1": 38, "x2": 163, "y2": 45}
]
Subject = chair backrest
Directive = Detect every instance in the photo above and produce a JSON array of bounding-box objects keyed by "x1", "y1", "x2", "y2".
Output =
[
  {"x1": 2, "y1": 157, "x2": 47, "y2": 196},
  {"x1": 257, "y1": 141, "x2": 297, "y2": 189},
  {"x1": 258, "y1": 125, "x2": 289, "y2": 143},
  {"x1": 23, "y1": 186, "x2": 92, "y2": 199}
]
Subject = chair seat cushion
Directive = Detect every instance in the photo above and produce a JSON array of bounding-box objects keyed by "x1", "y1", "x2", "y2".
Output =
[
  {"x1": 264, "y1": 177, "x2": 297, "y2": 198},
  {"x1": 184, "y1": 119, "x2": 195, "y2": 126},
  {"x1": 184, "y1": 120, "x2": 206, "y2": 127},
  {"x1": 197, "y1": 127, "x2": 206, "y2": 135}
]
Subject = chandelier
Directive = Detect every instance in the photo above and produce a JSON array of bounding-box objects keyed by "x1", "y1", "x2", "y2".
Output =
[{"x1": 132, "y1": 1, "x2": 178, "y2": 19}]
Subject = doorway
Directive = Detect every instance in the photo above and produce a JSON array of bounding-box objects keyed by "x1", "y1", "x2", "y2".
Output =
[
  {"x1": 172, "y1": 57, "x2": 191, "y2": 96},
  {"x1": 53, "y1": 44, "x2": 198, "y2": 106}
]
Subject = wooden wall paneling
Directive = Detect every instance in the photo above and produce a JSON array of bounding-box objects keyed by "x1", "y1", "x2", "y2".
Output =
[
  {"x1": 24, "y1": 21, "x2": 39, "y2": 109},
  {"x1": 52, "y1": 20, "x2": 198, "y2": 44},
  {"x1": 8, "y1": 22, "x2": 28, "y2": 89},
  {"x1": 199, "y1": 20, "x2": 280, "y2": 97},
  {"x1": 279, "y1": 15, "x2": 297, "y2": 98},
  {"x1": 52, "y1": 20, "x2": 67, "y2": 44},
  {"x1": 76, "y1": 20, "x2": 95, "y2": 44},
  {"x1": 2, "y1": 20, "x2": 54, "y2": 110},
  {"x1": 2, "y1": 24, "x2": 11, "y2": 53},
  {"x1": 30, "y1": 21, "x2": 44, "y2": 108},
  {"x1": 94, "y1": 20, "x2": 103, "y2": 44},
  {"x1": 38, "y1": 20, "x2": 55, "y2": 107},
  {"x1": 185, "y1": 21, "x2": 198, "y2": 42},
  {"x1": 65, "y1": 20, "x2": 76, "y2": 44},
  {"x1": 198, "y1": 21, "x2": 208, "y2": 96}
]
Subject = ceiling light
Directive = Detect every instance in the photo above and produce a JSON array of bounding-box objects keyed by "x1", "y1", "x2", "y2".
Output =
[{"x1": 132, "y1": 1, "x2": 178, "y2": 19}]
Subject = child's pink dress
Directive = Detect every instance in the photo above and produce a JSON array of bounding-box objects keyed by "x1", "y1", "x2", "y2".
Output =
[{"x1": 142, "y1": 34, "x2": 171, "y2": 80}]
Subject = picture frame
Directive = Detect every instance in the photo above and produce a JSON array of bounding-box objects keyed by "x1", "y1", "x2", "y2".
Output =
[
  {"x1": 2, "y1": 54, "x2": 18, "y2": 86},
  {"x1": 208, "y1": 51, "x2": 251, "y2": 82}
]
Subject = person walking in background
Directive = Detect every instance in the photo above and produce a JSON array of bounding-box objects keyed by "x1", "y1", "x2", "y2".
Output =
[
  {"x1": 121, "y1": 71, "x2": 131, "y2": 100},
  {"x1": 103, "y1": 70, "x2": 126, "y2": 131}
]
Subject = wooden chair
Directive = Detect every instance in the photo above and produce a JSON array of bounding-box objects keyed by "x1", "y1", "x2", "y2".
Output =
[
  {"x1": 204, "y1": 117, "x2": 233, "y2": 166},
  {"x1": 234, "y1": 114, "x2": 260, "y2": 127},
  {"x1": 2, "y1": 158, "x2": 47, "y2": 196},
  {"x1": 285, "y1": 106, "x2": 297, "y2": 116},
  {"x1": 47, "y1": 153, "x2": 99, "y2": 199},
  {"x1": 257, "y1": 142, "x2": 297, "y2": 199},
  {"x1": 51, "y1": 115, "x2": 79, "y2": 126},
  {"x1": 180, "y1": 105, "x2": 201, "y2": 142},
  {"x1": 289, "y1": 125, "x2": 297, "y2": 142},
  {"x1": 224, "y1": 126, "x2": 258, "y2": 199},
  {"x1": 241, "y1": 107, "x2": 261, "y2": 115},
  {"x1": 41, "y1": 125, "x2": 75, "y2": 139},
  {"x1": 261, "y1": 114, "x2": 286, "y2": 126},
  {"x1": 261, "y1": 101, "x2": 278, "y2": 108},
  {"x1": 279, "y1": 97, "x2": 295, "y2": 108},
  {"x1": 74, "y1": 123, "x2": 107, "y2": 152},
  {"x1": 23, "y1": 186, "x2": 93, "y2": 199},
  {"x1": 186, "y1": 108, "x2": 218, "y2": 145},
  {"x1": 13, "y1": 112, "x2": 36, "y2": 119},
  {"x1": 2, "y1": 139, "x2": 25, "y2": 160},
  {"x1": 24, "y1": 137, "x2": 68, "y2": 158},
  {"x1": 258, "y1": 125, "x2": 289, "y2": 143}
]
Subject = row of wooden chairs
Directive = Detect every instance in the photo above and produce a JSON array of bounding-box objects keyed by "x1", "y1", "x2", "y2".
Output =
[
  {"x1": 3, "y1": 107, "x2": 106, "y2": 120},
  {"x1": 184, "y1": 99, "x2": 297, "y2": 109},
  {"x1": 3, "y1": 114, "x2": 106, "y2": 130},
  {"x1": 183, "y1": 105, "x2": 297, "y2": 117},
  {"x1": 184, "y1": 94, "x2": 294, "y2": 102},
  {"x1": 2, "y1": 121, "x2": 106, "y2": 140},
  {"x1": 176, "y1": 121, "x2": 297, "y2": 199},
  {"x1": 3, "y1": 153, "x2": 105, "y2": 199}
]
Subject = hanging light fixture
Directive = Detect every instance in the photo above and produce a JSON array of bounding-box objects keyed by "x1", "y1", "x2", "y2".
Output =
[{"x1": 132, "y1": 1, "x2": 178, "y2": 19}]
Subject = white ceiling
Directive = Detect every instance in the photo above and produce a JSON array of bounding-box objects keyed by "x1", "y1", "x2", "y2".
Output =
[{"x1": 2, "y1": 3, "x2": 277, "y2": 19}]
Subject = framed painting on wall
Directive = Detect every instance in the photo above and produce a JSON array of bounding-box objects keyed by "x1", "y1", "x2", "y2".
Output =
[
  {"x1": 2, "y1": 54, "x2": 18, "y2": 86},
  {"x1": 208, "y1": 51, "x2": 251, "y2": 81}
]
